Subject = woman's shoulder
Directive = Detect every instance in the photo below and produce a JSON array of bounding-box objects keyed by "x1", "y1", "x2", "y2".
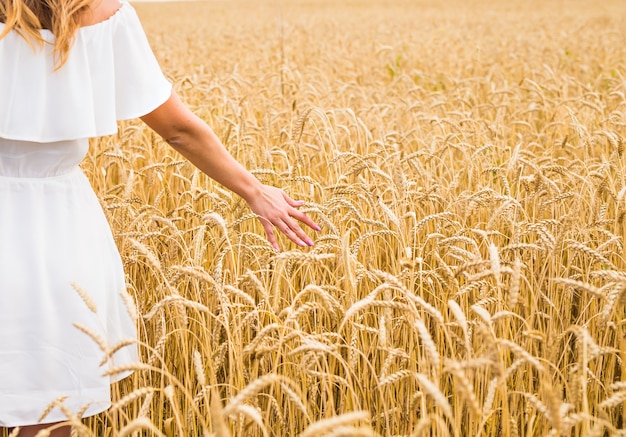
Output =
[{"x1": 79, "y1": 0, "x2": 124, "y2": 28}]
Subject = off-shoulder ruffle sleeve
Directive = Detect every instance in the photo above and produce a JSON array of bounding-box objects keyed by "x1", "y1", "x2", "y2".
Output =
[{"x1": 0, "y1": 1, "x2": 172, "y2": 142}]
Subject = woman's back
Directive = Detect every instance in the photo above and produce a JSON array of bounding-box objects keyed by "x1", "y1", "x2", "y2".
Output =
[{"x1": 0, "y1": 0, "x2": 171, "y2": 142}]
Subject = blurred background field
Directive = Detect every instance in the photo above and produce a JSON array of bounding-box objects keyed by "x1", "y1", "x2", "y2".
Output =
[{"x1": 81, "y1": 0, "x2": 626, "y2": 435}]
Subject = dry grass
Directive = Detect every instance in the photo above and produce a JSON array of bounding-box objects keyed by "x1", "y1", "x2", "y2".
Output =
[{"x1": 8, "y1": 0, "x2": 626, "y2": 435}]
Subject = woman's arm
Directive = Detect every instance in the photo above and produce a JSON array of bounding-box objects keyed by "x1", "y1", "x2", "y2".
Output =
[{"x1": 140, "y1": 91, "x2": 319, "y2": 251}]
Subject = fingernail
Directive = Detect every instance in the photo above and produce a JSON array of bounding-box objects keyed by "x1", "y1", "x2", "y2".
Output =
[
  {"x1": 314, "y1": 225, "x2": 321, "y2": 231},
  {"x1": 306, "y1": 239, "x2": 314, "y2": 246}
]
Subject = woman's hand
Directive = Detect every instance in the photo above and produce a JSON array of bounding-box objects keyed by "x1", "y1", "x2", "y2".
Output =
[{"x1": 245, "y1": 185, "x2": 320, "y2": 251}]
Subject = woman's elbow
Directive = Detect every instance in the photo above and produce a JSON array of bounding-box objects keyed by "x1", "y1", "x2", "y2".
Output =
[{"x1": 140, "y1": 91, "x2": 198, "y2": 143}]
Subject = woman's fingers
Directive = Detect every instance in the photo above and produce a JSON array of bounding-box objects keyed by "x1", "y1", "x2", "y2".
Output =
[
  {"x1": 259, "y1": 217, "x2": 280, "y2": 251},
  {"x1": 258, "y1": 214, "x2": 315, "y2": 250},
  {"x1": 289, "y1": 208, "x2": 321, "y2": 232},
  {"x1": 284, "y1": 218, "x2": 314, "y2": 247},
  {"x1": 270, "y1": 219, "x2": 308, "y2": 248},
  {"x1": 281, "y1": 192, "x2": 321, "y2": 232},
  {"x1": 257, "y1": 214, "x2": 308, "y2": 251},
  {"x1": 282, "y1": 192, "x2": 305, "y2": 208}
]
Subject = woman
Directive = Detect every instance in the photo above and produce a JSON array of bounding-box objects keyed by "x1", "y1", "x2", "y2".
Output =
[{"x1": 0, "y1": 0, "x2": 319, "y2": 435}]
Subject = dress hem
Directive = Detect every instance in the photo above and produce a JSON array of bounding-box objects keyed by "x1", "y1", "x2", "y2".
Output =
[{"x1": 0, "y1": 370, "x2": 134, "y2": 428}]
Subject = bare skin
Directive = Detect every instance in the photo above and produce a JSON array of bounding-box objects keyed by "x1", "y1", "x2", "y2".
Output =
[
  {"x1": 79, "y1": 0, "x2": 122, "y2": 27},
  {"x1": 140, "y1": 91, "x2": 320, "y2": 250},
  {"x1": 2, "y1": 423, "x2": 71, "y2": 437}
]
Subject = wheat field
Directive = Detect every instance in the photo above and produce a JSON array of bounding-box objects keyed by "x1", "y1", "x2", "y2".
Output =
[{"x1": 10, "y1": 0, "x2": 626, "y2": 435}]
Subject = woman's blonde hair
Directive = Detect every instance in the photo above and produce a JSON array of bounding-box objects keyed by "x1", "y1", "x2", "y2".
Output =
[{"x1": 0, "y1": 0, "x2": 93, "y2": 69}]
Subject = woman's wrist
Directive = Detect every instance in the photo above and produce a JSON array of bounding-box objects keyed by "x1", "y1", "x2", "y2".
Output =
[{"x1": 234, "y1": 173, "x2": 265, "y2": 204}]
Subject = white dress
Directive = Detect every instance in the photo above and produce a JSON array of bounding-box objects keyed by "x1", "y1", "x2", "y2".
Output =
[{"x1": 0, "y1": 2, "x2": 172, "y2": 427}]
